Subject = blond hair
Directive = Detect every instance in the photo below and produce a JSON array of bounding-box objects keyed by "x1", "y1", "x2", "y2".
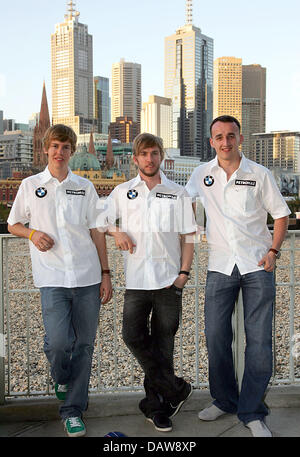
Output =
[{"x1": 132, "y1": 133, "x2": 164, "y2": 160}]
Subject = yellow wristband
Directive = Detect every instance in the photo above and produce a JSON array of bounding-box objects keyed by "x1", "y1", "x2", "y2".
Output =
[{"x1": 29, "y1": 229, "x2": 36, "y2": 241}]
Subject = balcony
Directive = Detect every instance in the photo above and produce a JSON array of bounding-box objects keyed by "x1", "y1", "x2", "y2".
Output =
[{"x1": 0, "y1": 233, "x2": 300, "y2": 438}]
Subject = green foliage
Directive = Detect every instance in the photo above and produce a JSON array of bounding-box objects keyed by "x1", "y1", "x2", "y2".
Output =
[
  {"x1": 287, "y1": 197, "x2": 300, "y2": 215},
  {"x1": 0, "y1": 204, "x2": 10, "y2": 222}
]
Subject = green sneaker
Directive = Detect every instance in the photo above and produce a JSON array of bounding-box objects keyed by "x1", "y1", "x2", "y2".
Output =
[
  {"x1": 64, "y1": 417, "x2": 86, "y2": 437},
  {"x1": 55, "y1": 383, "x2": 68, "y2": 401}
]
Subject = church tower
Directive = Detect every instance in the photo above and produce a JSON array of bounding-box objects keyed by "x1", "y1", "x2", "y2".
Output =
[{"x1": 33, "y1": 81, "x2": 51, "y2": 168}]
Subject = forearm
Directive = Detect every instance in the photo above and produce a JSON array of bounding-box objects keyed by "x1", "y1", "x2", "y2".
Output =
[
  {"x1": 8, "y1": 223, "x2": 54, "y2": 251},
  {"x1": 180, "y1": 234, "x2": 194, "y2": 272},
  {"x1": 8, "y1": 222, "x2": 32, "y2": 239},
  {"x1": 106, "y1": 225, "x2": 135, "y2": 253},
  {"x1": 172, "y1": 234, "x2": 194, "y2": 289},
  {"x1": 272, "y1": 216, "x2": 289, "y2": 250},
  {"x1": 90, "y1": 228, "x2": 109, "y2": 270},
  {"x1": 90, "y1": 228, "x2": 113, "y2": 304}
]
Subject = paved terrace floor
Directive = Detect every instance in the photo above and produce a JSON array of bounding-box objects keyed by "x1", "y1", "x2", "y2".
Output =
[{"x1": 1, "y1": 386, "x2": 300, "y2": 441}]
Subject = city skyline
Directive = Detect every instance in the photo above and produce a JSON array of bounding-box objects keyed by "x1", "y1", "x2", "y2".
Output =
[{"x1": 1, "y1": 0, "x2": 300, "y2": 133}]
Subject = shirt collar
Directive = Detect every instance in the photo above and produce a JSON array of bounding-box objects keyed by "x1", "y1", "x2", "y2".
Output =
[
  {"x1": 209, "y1": 156, "x2": 219, "y2": 172},
  {"x1": 40, "y1": 166, "x2": 79, "y2": 185},
  {"x1": 238, "y1": 154, "x2": 253, "y2": 173},
  {"x1": 130, "y1": 169, "x2": 169, "y2": 188},
  {"x1": 209, "y1": 154, "x2": 252, "y2": 174}
]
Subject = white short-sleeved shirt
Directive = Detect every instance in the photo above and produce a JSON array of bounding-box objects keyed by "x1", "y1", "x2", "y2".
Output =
[
  {"x1": 106, "y1": 171, "x2": 197, "y2": 290},
  {"x1": 7, "y1": 166, "x2": 103, "y2": 288},
  {"x1": 185, "y1": 155, "x2": 291, "y2": 276}
]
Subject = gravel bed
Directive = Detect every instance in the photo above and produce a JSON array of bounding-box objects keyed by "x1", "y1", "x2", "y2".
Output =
[{"x1": 2, "y1": 234, "x2": 300, "y2": 396}]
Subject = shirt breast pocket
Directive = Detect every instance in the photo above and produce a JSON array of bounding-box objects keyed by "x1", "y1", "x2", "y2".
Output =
[
  {"x1": 63, "y1": 196, "x2": 86, "y2": 225},
  {"x1": 150, "y1": 198, "x2": 175, "y2": 232},
  {"x1": 236, "y1": 187, "x2": 258, "y2": 213}
]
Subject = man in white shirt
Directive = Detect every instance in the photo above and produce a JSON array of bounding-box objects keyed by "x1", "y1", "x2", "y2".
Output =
[
  {"x1": 185, "y1": 115, "x2": 290, "y2": 437},
  {"x1": 106, "y1": 133, "x2": 197, "y2": 432},
  {"x1": 7, "y1": 124, "x2": 112, "y2": 437}
]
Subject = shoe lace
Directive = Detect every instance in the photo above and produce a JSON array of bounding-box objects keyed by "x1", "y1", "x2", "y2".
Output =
[
  {"x1": 68, "y1": 417, "x2": 82, "y2": 428},
  {"x1": 57, "y1": 384, "x2": 68, "y2": 392}
]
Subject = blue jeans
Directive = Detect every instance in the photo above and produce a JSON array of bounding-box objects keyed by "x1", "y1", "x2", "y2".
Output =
[
  {"x1": 205, "y1": 265, "x2": 275, "y2": 424},
  {"x1": 40, "y1": 284, "x2": 101, "y2": 420}
]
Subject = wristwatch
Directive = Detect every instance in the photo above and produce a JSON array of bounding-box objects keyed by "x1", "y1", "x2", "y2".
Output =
[
  {"x1": 268, "y1": 248, "x2": 281, "y2": 259},
  {"x1": 179, "y1": 270, "x2": 190, "y2": 277}
]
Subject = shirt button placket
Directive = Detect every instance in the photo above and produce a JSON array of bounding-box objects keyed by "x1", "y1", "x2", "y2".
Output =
[{"x1": 57, "y1": 185, "x2": 73, "y2": 280}]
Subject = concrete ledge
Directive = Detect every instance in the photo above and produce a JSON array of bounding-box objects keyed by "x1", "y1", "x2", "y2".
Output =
[{"x1": 1, "y1": 385, "x2": 299, "y2": 423}]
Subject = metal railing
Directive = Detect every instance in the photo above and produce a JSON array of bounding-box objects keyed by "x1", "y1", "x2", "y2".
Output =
[{"x1": 0, "y1": 232, "x2": 300, "y2": 404}]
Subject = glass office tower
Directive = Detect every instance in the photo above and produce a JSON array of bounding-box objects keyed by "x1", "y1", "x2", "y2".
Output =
[{"x1": 165, "y1": 23, "x2": 213, "y2": 160}]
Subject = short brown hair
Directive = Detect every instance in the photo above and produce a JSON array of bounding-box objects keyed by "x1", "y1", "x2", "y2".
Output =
[
  {"x1": 43, "y1": 124, "x2": 77, "y2": 154},
  {"x1": 132, "y1": 133, "x2": 164, "y2": 160}
]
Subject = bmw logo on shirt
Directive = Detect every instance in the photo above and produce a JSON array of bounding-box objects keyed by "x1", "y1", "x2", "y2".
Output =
[
  {"x1": 127, "y1": 189, "x2": 138, "y2": 200},
  {"x1": 204, "y1": 176, "x2": 214, "y2": 187},
  {"x1": 35, "y1": 187, "x2": 47, "y2": 198}
]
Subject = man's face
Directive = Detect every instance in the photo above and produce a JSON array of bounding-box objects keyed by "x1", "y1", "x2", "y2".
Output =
[
  {"x1": 133, "y1": 146, "x2": 162, "y2": 178},
  {"x1": 44, "y1": 139, "x2": 72, "y2": 172},
  {"x1": 210, "y1": 121, "x2": 243, "y2": 162}
]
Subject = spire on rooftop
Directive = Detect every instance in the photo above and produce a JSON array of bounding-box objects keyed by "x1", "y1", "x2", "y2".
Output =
[
  {"x1": 88, "y1": 131, "x2": 96, "y2": 156},
  {"x1": 39, "y1": 81, "x2": 50, "y2": 130},
  {"x1": 186, "y1": 0, "x2": 193, "y2": 24},
  {"x1": 65, "y1": 0, "x2": 80, "y2": 20},
  {"x1": 106, "y1": 132, "x2": 114, "y2": 169}
]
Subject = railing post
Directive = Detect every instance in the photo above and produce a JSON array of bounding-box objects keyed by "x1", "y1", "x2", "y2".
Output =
[
  {"x1": 232, "y1": 290, "x2": 245, "y2": 392},
  {"x1": 0, "y1": 236, "x2": 5, "y2": 404}
]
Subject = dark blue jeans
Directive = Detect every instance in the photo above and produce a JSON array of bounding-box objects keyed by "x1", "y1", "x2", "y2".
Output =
[
  {"x1": 205, "y1": 265, "x2": 275, "y2": 424},
  {"x1": 40, "y1": 284, "x2": 101, "y2": 420},
  {"x1": 123, "y1": 287, "x2": 189, "y2": 417}
]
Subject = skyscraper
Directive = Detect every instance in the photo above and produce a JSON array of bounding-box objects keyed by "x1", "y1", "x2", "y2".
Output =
[
  {"x1": 164, "y1": 0, "x2": 213, "y2": 159},
  {"x1": 242, "y1": 64, "x2": 266, "y2": 158},
  {"x1": 141, "y1": 95, "x2": 172, "y2": 148},
  {"x1": 109, "y1": 116, "x2": 139, "y2": 144},
  {"x1": 253, "y1": 131, "x2": 300, "y2": 172},
  {"x1": 94, "y1": 76, "x2": 110, "y2": 134},
  {"x1": 213, "y1": 56, "x2": 242, "y2": 127},
  {"x1": 51, "y1": 1, "x2": 96, "y2": 135},
  {"x1": 111, "y1": 59, "x2": 141, "y2": 130},
  {"x1": 0, "y1": 111, "x2": 3, "y2": 135}
]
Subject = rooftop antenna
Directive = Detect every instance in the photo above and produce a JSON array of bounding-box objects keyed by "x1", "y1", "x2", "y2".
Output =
[
  {"x1": 65, "y1": 0, "x2": 80, "y2": 20},
  {"x1": 186, "y1": 0, "x2": 193, "y2": 24}
]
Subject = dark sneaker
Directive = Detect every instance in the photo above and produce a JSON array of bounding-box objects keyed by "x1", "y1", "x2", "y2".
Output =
[
  {"x1": 166, "y1": 383, "x2": 193, "y2": 417},
  {"x1": 55, "y1": 383, "x2": 68, "y2": 401},
  {"x1": 146, "y1": 413, "x2": 172, "y2": 432},
  {"x1": 64, "y1": 417, "x2": 86, "y2": 437}
]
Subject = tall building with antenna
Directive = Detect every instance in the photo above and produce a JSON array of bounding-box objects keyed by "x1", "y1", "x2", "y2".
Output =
[
  {"x1": 51, "y1": 1, "x2": 96, "y2": 135},
  {"x1": 164, "y1": 0, "x2": 213, "y2": 160}
]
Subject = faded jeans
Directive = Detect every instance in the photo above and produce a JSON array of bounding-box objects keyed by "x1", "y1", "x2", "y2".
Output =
[
  {"x1": 205, "y1": 265, "x2": 275, "y2": 424},
  {"x1": 40, "y1": 284, "x2": 101, "y2": 420}
]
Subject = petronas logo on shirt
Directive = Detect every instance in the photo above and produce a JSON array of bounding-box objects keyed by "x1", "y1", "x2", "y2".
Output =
[
  {"x1": 204, "y1": 176, "x2": 214, "y2": 187},
  {"x1": 35, "y1": 187, "x2": 47, "y2": 198}
]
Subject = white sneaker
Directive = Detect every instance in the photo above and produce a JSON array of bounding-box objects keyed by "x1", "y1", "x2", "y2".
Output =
[
  {"x1": 198, "y1": 404, "x2": 227, "y2": 421},
  {"x1": 246, "y1": 420, "x2": 272, "y2": 437}
]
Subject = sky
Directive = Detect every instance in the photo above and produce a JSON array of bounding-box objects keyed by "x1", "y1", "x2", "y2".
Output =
[{"x1": 0, "y1": 0, "x2": 300, "y2": 132}]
